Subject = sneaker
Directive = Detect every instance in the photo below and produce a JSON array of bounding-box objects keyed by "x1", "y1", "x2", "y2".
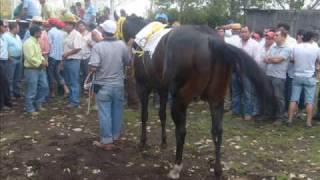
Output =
[
  {"x1": 67, "y1": 104, "x2": 80, "y2": 108},
  {"x1": 285, "y1": 121, "x2": 292, "y2": 127},
  {"x1": 272, "y1": 120, "x2": 282, "y2": 126},
  {"x1": 37, "y1": 105, "x2": 47, "y2": 111},
  {"x1": 28, "y1": 111, "x2": 39, "y2": 116}
]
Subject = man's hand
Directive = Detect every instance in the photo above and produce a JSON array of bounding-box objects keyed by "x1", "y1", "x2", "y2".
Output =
[
  {"x1": 8, "y1": 58, "x2": 14, "y2": 64},
  {"x1": 62, "y1": 53, "x2": 68, "y2": 60},
  {"x1": 59, "y1": 62, "x2": 64, "y2": 71},
  {"x1": 41, "y1": 60, "x2": 48, "y2": 67},
  {"x1": 90, "y1": 67, "x2": 97, "y2": 73}
]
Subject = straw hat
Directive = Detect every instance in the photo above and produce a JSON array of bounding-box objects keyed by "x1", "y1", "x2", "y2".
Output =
[
  {"x1": 61, "y1": 13, "x2": 77, "y2": 23},
  {"x1": 223, "y1": 23, "x2": 241, "y2": 30},
  {"x1": 32, "y1": 16, "x2": 44, "y2": 23}
]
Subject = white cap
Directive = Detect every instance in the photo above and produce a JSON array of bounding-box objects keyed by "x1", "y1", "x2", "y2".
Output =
[{"x1": 100, "y1": 20, "x2": 117, "y2": 34}]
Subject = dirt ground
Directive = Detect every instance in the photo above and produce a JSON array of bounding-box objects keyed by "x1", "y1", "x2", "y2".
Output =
[{"x1": 0, "y1": 97, "x2": 320, "y2": 180}]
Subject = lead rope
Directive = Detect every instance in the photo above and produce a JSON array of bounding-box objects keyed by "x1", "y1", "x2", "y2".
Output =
[{"x1": 85, "y1": 72, "x2": 95, "y2": 115}]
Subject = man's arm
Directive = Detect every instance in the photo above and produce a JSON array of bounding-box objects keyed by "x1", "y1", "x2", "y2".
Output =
[
  {"x1": 122, "y1": 44, "x2": 131, "y2": 67},
  {"x1": 265, "y1": 47, "x2": 291, "y2": 64},
  {"x1": 266, "y1": 56, "x2": 286, "y2": 64},
  {"x1": 63, "y1": 49, "x2": 81, "y2": 59},
  {"x1": 88, "y1": 45, "x2": 100, "y2": 73},
  {"x1": 23, "y1": 42, "x2": 44, "y2": 67}
]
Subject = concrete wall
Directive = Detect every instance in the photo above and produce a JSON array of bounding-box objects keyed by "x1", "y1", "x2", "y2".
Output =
[{"x1": 244, "y1": 9, "x2": 320, "y2": 37}]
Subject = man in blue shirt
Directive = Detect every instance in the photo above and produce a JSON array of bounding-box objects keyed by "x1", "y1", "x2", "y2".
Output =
[
  {"x1": 83, "y1": 0, "x2": 97, "y2": 25},
  {"x1": 47, "y1": 18, "x2": 69, "y2": 97},
  {"x1": 20, "y1": 0, "x2": 41, "y2": 19},
  {"x1": 3, "y1": 22, "x2": 23, "y2": 98},
  {"x1": 0, "y1": 19, "x2": 12, "y2": 110}
]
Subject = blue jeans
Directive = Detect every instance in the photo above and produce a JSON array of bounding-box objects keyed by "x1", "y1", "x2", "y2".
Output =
[
  {"x1": 7, "y1": 57, "x2": 22, "y2": 97},
  {"x1": 291, "y1": 77, "x2": 317, "y2": 105},
  {"x1": 231, "y1": 74, "x2": 254, "y2": 116},
  {"x1": 0, "y1": 61, "x2": 8, "y2": 74},
  {"x1": 24, "y1": 69, "x2": 49, "y2": 112},
  {"x1": 47, "y1": 57, "x2": 65, "y2": 90},
  {"x1": 96, "y1": 85, "x2": 124, "y2": 144},
  {"x1": 63, "y1": 59, "x2": 80, "y2": 106}
]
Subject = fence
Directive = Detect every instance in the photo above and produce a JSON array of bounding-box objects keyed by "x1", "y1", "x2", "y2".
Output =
[{"x1": 244, "y1": 9, "x2": 320, "y2": 37}]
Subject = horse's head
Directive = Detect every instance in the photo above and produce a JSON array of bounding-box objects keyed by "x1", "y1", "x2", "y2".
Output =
[{"x1": 122, "y1": 15, "x2": 149, "y2": 43}]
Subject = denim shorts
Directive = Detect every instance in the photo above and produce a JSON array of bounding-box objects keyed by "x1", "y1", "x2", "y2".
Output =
[{"x1": 291, "y1": 77, "x2": 317, "y2": 105}]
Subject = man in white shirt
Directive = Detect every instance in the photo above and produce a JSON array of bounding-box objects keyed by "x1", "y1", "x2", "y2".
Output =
[
  {"x1": 259, "y1": 31, "x2": 275, "y2": 72},
  {"x1": 288, "y1": 31, "x2": 320, "y2": 128},
  {"x1": 231, "y1": 26, "x2": 261, "y2": 120}
]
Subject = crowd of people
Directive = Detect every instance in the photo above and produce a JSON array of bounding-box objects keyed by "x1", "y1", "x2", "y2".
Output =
[
  {"x1": 217, "y1": 23, "x2": 320, "y2": 128},
  {"x1": 0, "y1": 0, "x2": 319, "y2": 150},
  {"x1": 0, "y1": 0, "x2": 132, "y2": 150}
]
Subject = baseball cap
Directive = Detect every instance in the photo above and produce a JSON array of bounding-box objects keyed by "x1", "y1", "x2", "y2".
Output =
[
  {"x1": 99, "y1": 20, "x2": 117, "y2": 34},
  {"x1": 265, "y1": 31, "x2": 275, "y2": 39}
]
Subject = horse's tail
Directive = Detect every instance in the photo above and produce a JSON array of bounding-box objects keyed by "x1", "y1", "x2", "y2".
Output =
[{"x1": 209, "y1": 37, "x2": 277, "y2": 115}]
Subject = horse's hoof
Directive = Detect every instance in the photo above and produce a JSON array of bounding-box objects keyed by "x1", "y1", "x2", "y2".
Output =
[
  {"x1": 167, "y1": 164, "x2": 183, "y2": 179},
  {"x1": 214, "y1": 165, "x2": 222, "y2": 178}
]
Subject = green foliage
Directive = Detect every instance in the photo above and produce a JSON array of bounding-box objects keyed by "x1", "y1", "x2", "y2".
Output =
[
  {"x1": 153, "y1": 1, "x2": 229, "y2": 26},
  {"x1": 151, "y1": 0, "x2": 312, "y2": 26}
]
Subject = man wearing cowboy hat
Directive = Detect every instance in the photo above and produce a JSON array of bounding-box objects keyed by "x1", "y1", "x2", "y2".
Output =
[
  {"x1": 89, "y1": 20, "x2": 130, "y2": 150},
  {"x1": 62, "y1": 14, "x2": 83, "y2": 108}
]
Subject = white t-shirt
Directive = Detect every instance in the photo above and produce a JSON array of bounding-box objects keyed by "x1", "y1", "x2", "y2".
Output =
[
  {"x1": 240, "y1": 38, "x2": 261, "y2": 63},
  {"x1": 63, "y1": 29, "x2": 84, "y2": 60},
  {"x1": 292, "y1": 43, "x2": 320, "y2": 78},
  {"x1": 225, "y1": 35, "x2": 241, "y2": 48}
]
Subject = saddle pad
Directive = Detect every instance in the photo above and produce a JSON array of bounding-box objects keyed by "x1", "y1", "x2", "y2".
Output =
[
  {"x1": 134, "y1": 22, "x2": 171, "y2": 57},
  {"x1": 144, "y1": 28, "x2": 171, "y2": 58}
]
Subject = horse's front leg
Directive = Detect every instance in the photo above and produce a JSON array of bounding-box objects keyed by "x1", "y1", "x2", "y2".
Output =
[
  {"x1": 209, "y1": 102, "x2": 224, "y2": 179},
  {"x1": 168, "y1": 98, "x2": 187, "y2": 179},
  {"x1": 159, "y1": 90, "x2": 168, "y2": 149}
]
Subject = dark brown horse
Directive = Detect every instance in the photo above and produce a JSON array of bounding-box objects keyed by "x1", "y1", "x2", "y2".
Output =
[
  {"x1": 163, "y1": 26, "x2": 277, "y2": 179},
  {"x1": 122, "y1": 17, "x2": 277, "y2": 179},
  {"x1": 122, "y1": 16, "x2": 169, "y2": 149}
]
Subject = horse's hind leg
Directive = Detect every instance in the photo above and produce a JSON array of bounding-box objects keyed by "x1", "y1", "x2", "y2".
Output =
[
  {"x1": 159, "y1": 91, "x2": 168, "y2": 149},
  {"x1": 168, "y1": 97, "x2": 187, "y2": 179},
  {"x1": 209, "y1": 101, "x2": 224, "y2": 179},
  {"x1": 137, "y1": 83, "x2": 151, "y2": 149}
]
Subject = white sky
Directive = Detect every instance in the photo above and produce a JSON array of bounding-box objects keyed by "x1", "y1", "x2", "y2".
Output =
[{"x1": 44, "y1": 0, "x2": 151, "y2": 17}]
